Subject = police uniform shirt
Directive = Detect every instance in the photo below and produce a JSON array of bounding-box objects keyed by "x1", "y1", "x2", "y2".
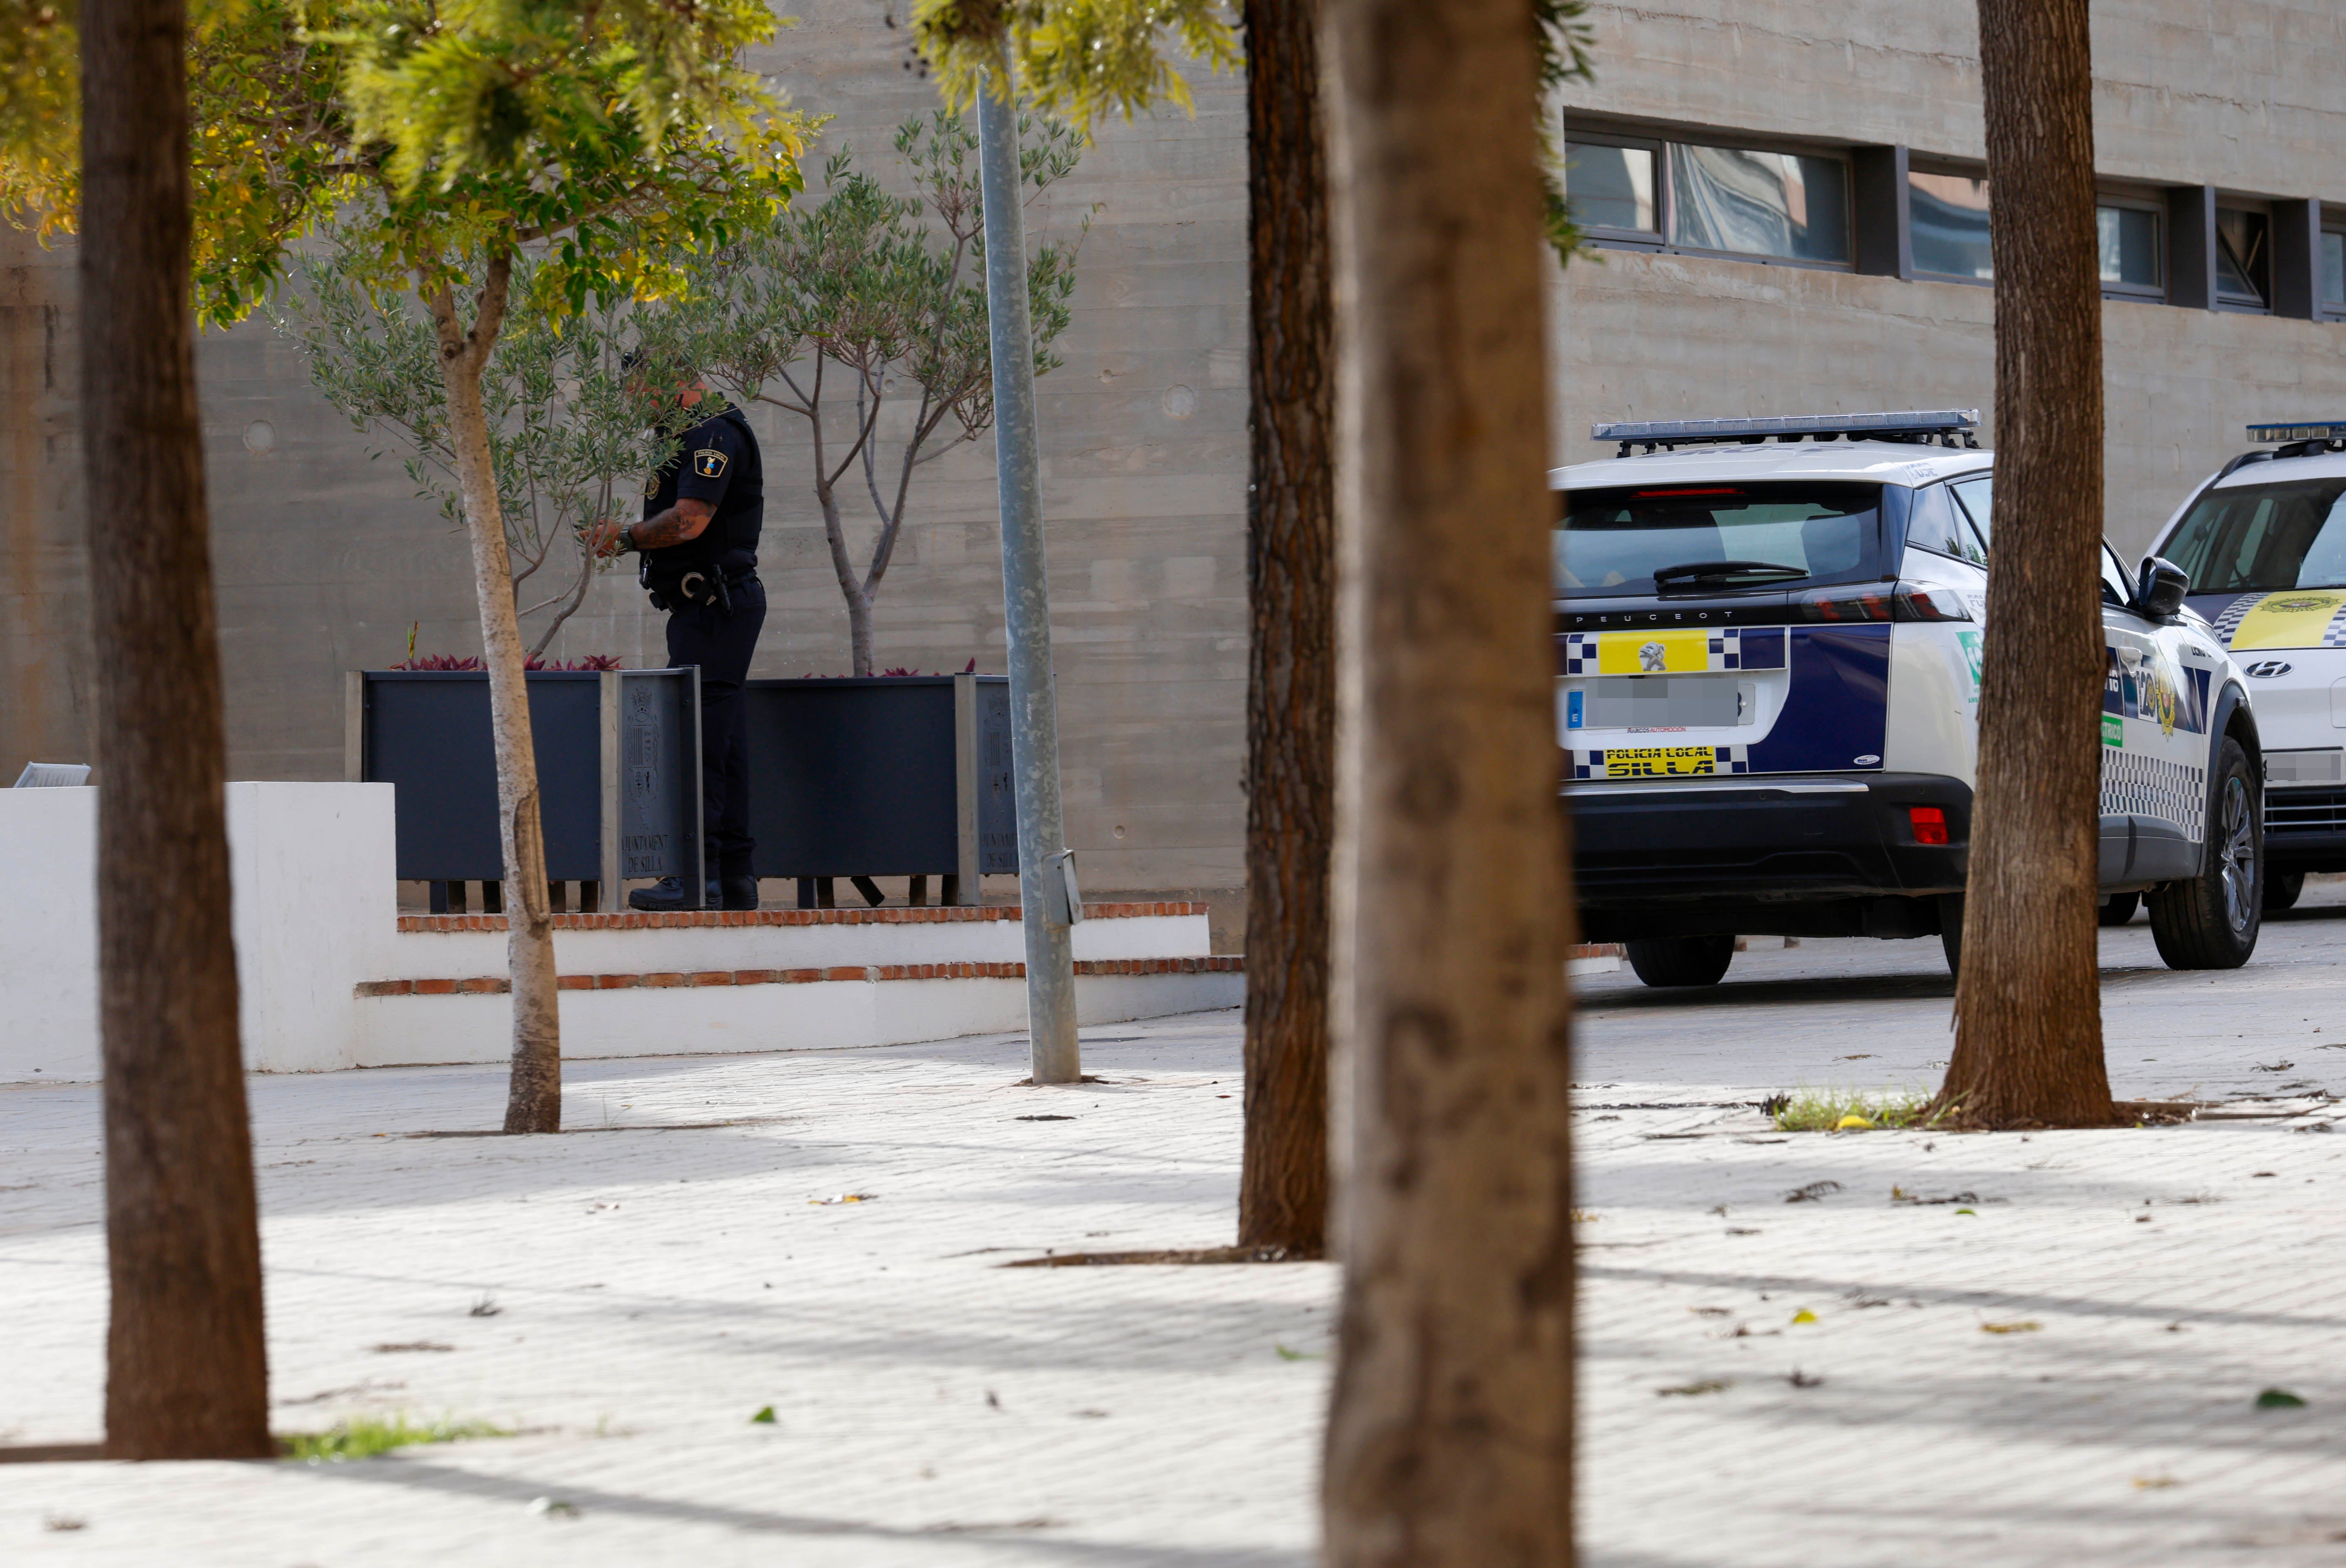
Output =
[{"x1": 642, "y1": 404, "x2": 764, "y2": 574}]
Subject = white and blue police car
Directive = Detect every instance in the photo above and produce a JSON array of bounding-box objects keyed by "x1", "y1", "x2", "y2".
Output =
[
  {"x1": 2149, "y1": 422, "x2": 2346, "y2": 911},
  {"x1": 1557, "y1": 409, "x2": 2265, "y2": 987}
]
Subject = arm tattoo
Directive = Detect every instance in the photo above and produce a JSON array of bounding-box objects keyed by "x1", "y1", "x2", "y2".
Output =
[{"x1": 631, "y1": 498, "x2": 715, "y2": 551}]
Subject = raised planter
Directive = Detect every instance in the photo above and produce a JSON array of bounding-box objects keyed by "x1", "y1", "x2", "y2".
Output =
[
  {"x1": 346, "y1": 668, "x2": 703, "y2": 912},
  {"x1": 744, "y1": 672, "x2": 1017, "y2": 906}
]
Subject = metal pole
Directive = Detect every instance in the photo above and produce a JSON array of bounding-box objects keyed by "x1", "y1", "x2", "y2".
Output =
[{"x1": 976, "y1": 68, "x2": 1080, "y2": 1084}]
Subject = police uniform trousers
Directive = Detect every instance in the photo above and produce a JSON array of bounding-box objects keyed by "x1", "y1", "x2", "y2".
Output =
[{"x1": 664, "y1": 574, "x2": 767, "y2": 879}]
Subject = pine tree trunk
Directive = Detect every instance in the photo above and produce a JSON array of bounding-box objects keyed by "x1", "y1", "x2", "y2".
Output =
[
  {"x1": 1236, "y1": 0, "x2": 1334, "y2": 1258},
  {"x1": 1933, "y1": 0, "x2": 2114, "y2": 1130},
  {"x1": 428, "y1": 272, "x2": 563, "y2": 1135},
  {"x1": 79, "y1": 0, "x2": 272, "y2": 1459},
  {"x1": 1320, "y1": 0, "x2": 1575, "y2": 1560}
]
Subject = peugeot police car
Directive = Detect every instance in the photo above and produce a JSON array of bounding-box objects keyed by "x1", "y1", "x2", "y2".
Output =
[
  {"x1": 2148, "y1": 421, "x2": 2346, "y2": 912},
  {"x1": 1558, "y1": 409, "x2": 2264, "y2": 987}
]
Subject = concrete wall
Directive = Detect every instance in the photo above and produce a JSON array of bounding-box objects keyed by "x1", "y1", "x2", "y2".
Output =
[{"x1": 14, "y1": 0, "x2": 2346, "y2": 897}]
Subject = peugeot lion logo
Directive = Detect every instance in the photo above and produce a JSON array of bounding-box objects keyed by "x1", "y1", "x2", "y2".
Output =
[
  {"x1": 2245, "y1": 659, "x2": 2293, "y2": 678},
  {"x1": 1638, "y1": 640, "x2": 1667, "y2": 672}
]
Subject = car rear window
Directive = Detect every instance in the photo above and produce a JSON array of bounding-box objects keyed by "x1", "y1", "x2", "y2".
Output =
[
  {"x1": 1555, "y1": 482, "x2": 1886, "y2": 598},
  {"x1": 2164, "y1": 476, "x2": 2346, "y2": 591}
]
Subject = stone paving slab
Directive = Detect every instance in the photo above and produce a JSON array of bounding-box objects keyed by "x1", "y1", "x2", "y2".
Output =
[{"x1": 11, "y1": 892, "x2": 2346, "y2": 1564}]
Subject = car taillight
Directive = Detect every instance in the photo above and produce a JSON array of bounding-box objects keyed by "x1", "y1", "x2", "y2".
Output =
[
  {"x1": 1797, "y1": 590, "x2": 1895, "y2": 622},
  {"x1": 1892, "y1": 582, "x2": 1975, "y2": 622},
  {"x1": 1909, "y1": 806, "x2": 1949, "y2": 845}
]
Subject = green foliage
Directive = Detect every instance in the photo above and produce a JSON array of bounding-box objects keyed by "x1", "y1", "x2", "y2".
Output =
[
  {"x1": 1771, "y1": 1089, "x2": 1937, "y2": 1133},
  {"x1": 1536, "y1": 0, "x2": 1597, "y2": 266},
  {"x1": 281, "y1": 1413, "x2": 511, "y2": 1462},
  {"x1": 644, "y1": 108, "x2": 1085, "y2": 671},
  {"x1": 912, "y1": 0, "x2": 1239, "y2": 124},
  {"x1": 274, "y1": 237, "x2": 694, "y2": 654}
]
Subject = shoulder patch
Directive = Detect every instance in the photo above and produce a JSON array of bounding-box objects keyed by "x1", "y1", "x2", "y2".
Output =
[
  {"x1": 643, "y1": 471, "x2": 661, "y2": 498},
  {"x1": 692, "y1": 448, "x2": 729, "y2": 480}
]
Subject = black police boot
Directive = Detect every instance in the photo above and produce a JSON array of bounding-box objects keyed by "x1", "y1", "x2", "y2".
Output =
[
  {"x1": 627, "y1": 876, "x2": 720, "y2": 913},
  {"x1": 718, "y1": 874, "x2": 760, "y2": 912}
]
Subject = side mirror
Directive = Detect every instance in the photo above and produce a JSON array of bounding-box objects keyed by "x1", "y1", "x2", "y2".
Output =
[{"x1": 2136, "y1": 556, "x2": 2190, "y2": 621}]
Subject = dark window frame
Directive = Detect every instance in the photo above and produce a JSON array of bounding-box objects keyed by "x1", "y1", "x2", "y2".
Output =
[
  {"x1": 2215, "y1": 202, "x2": 2275, "y2": 314},
  {"x1": 2095, "y1": 193, "x2": 2166, "y2": 303},
  {"x1": 1562, "y1": 115, "x2": 1856, "y2": 275},
  {"x1": 2321, "y1": 211, "x2": 2346, "y2": 322}
]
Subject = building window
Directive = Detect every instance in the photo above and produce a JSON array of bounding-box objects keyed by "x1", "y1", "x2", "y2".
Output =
[
  {"x1": 2321, "y1": 228, "x2": 2346, "y2": 320},
  {"x1": 2097, "y1": 203, "x2": 2162, "y2": 296},
  {"x1": 2216, "y1": 208, "x2": 2271, "y2": 310},
  {"x1": 1910, "y1": 171, "x2": 1993, "y2": 280},
  {"x1": 1563, "y1": 138, "x2": 1660, "y2": 239},
  {"x1": 1564, "y1": 128, "x2": 1851, "y2": 267},
  {"x1": 1666, "y1": 144, "x2": 1849, "y2": 264}
]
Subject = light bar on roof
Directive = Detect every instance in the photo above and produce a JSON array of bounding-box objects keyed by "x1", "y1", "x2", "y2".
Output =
[
  {"x1": 1592, "y1": 410, "x2": 1980, "y2": 443},
  {"x1": 2247, "y1": 421, "x2": 2346, "y2": 444}
]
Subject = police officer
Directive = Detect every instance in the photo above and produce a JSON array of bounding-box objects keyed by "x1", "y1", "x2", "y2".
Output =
[{"x1": 590, "y1": 373, "x2": 766, "y2": 911}]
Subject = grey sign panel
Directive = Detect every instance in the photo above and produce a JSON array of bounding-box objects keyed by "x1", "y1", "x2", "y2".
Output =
[{"x1": 608, "y1": 667, "x2": 702, "y2": 888}]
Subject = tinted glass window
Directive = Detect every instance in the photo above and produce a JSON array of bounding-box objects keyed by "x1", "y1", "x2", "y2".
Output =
[
  {"x1": 1911, "y1": 173, "x2": 1992, "y2": 279},
  {"x1": 1566, "y1": 142, "x2": 1657, "y2": 234},
  {"x1": 1667, "y1": 145, "x2": 1849, "y2": 263},
  {"x1": 2101, "y1": 544, "x2": 2134, "y2": 606},
  {"x1": 1949, "y1": 476, "x2": 1994, "y2": 552},
  {"x1": 2217, "y1": 209, "x2": 2271, "y2": 308},
  {"x1": 1557, "y1": 483, "x2": 1884, "y2": 599},
  {"x1": 2098, "y1": 206, "x2": 2160, "y2": 289},
  {"x1": 1905, "y1": 483, "x2": 1984, "y2": 566},
  {"x1": 2325, "y1": 231, "x2": 2346, "y2": 310},
  {"x1": 2164, "y1": 478, "x2": 2346, "y2": 591}
]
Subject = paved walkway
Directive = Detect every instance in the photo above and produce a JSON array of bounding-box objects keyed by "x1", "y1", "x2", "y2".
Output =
[{"x1": 9, "y1": 892, "x2": 2346, "y2": 1564}]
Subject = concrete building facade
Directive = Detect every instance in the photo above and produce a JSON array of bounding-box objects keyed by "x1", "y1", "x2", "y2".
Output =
[{"x1": 7, "y1": 1, "x2": 2346, "y2": 933}]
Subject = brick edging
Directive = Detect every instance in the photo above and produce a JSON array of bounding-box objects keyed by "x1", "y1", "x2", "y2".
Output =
[
  {"x1": 397, "y1": 901, "x2": 1206, "y2": 933},
  {"x1": 357, "y1": 955, "x2": 1244, "y2": 997}
]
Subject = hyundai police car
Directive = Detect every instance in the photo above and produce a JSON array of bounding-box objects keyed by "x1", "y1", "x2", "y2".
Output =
[
  {"x1": 1558, "y1": 409, "x2": 2264, "y2": 987},
  {"x1": 2149, "y1": 421, "x2": 2346, "y2": 911}
]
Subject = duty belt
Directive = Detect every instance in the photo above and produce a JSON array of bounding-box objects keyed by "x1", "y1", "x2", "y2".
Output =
[{"x1": 642, "y1": 561, "x2": 755, "y2": 615}]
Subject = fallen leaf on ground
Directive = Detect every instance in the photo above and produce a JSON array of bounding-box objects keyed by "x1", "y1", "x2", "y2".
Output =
[
  {"x1": 1790, "y1": 1309, "x2": 1818, "y2": 1324},
  {"x1": 810, "y1": 1193, "x2": 877, "y2": 1206},
  {"x1": 1657, "y1": 1380, "x2": 1729, "y2": 1397},
  {"x1": 1786, "y1": 1369, "x2": 1824, "y2": 1388},
  {"x1": 2256, "y1": 1388, "x2": 2309, "y2": 1409},
  {"x1": 1980, "y1": 1321, "x2": 2040, "y2": 1334},
  {"x1": 750, "y1": 1406, "x2": 776, "y2": 1425},
  {"x1": 2132, "y1": 1475, "x2": 2180, "y2": 1490},
  {"x1": 1836, "y1": 1115, "x2": 1874, "y2": 1130}
]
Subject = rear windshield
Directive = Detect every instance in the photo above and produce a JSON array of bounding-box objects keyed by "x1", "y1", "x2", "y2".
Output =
[
  {"x1": 2163, "y1": 476, "x2": 2346, "y2": 592},
  {"x1": 1555, "y1": 482, "x2": 1885, "y2": 598}
]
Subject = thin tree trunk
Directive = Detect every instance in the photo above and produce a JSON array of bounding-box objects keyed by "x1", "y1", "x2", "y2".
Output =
[
  {"x1": 427, "y1": 265, "x2": 563, "y2": 1134},
  {"x1": 1933, "y1": 0, "x2": 2113, "y2": 1130},
  {"x1": 1321, "y1": 0, "x2": 1574, "y2": 1560},
  {"x1": 1236, "y1": 0, "x2": 1333, "y2": 1258},
  {"x1": 80, "y1": 0, "x2": 271, "y2": 1459}
]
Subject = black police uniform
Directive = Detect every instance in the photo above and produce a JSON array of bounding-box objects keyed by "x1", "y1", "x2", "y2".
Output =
[{"x1": 636, "y1": 402, "x2": 766, "y2": 906}]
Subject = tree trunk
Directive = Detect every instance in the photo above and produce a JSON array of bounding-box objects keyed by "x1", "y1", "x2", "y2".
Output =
[
  {"x1": 427, "y1": 269, "x2": 564, "y2": 1134},
  {"x1": 1933, "y1": 0, "x2": 2113, "y2": 1130},
  {"x1": 79, "y1": 0, "x2": 272, "y2": 1459},
  {"x1": 1235, "y1": 0, "x2": 1334, "y2": 1258},
  {"x1": 1320, "y1": 0, "x2": 1574, "y2": 1561}
]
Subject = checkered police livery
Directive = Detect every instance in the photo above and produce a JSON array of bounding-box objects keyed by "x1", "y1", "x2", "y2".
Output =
[
  {"x1": 2100, "y1": 750, "x2": 2207, "y2": 843},
  {"x1": 1560, "y1": 626, "x2": 1786, "y2": 676}
]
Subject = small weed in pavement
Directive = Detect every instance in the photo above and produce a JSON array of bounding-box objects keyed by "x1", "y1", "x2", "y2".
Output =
[
  {"x1": 1657, "y1": 1380, "x2": 1729, "y2": 1397},
  {"x1": 282, "y1": 1414, "x2": 510, "y2": 1462},
  {"x1": 1773, "y1": 1090, "x2": 1937, "y2": 1132},
  {"x1": 2256, "y1": 1388, "x2": 2309, "y2": 1409}
]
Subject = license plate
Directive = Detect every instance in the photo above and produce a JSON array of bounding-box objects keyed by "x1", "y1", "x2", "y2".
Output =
[{"x1": 1602, "y1": 746, "x2": 1719, "y2": 778}]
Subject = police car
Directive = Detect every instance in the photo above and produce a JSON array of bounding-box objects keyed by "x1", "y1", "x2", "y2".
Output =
[
  {"x1": 2149, "y1": 421, "x2": 2346, "y2": 911},
  {"x1": 1559, "y1": 410, "x2": 2264, "y2": 987}
]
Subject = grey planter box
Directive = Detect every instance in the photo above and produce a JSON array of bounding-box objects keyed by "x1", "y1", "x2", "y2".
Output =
[
  {"x1": 345, "y1": 668, "x2": 704, "y2": 911},
  {"x1": 744, "y1": 672, "x2": 1016, "y2": 905}
]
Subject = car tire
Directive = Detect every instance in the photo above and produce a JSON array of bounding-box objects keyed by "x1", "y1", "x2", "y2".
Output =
[
  {"x1": 1938, "y1": 892, "x2": 1964, "y2": 979},
  {"x1": 2098, "y1": 891, "x2": 2140, "y2": 927},
  {"x1": 2265, "y1": 869, "x2": 2305, "y2": 912},
  {"x1": 2148, "y1": 736, "x2": 2262, "y2": 971},
  {"x1": 1625, "y1": 934, "x2": 1735, "y2": 988}
]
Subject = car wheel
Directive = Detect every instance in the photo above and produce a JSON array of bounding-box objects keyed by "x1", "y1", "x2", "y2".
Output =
[
  {"x1": 2098, "y1": 890, "x2": 2140, "y2": 927},
  {"x1": 2147, "y1": 736, "x2": 2262, "y2": 970},
  {"x1": 1625, "y1": 934, "x2": 1735, "y2": 988},
  {"x1": 2265, "y1": 869, "x2": 2305, "y2": 912}
]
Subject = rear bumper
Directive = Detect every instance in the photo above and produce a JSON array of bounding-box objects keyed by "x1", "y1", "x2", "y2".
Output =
[
  {"x1": 2265, "y1": 785, "x2": 2346, "y2": 868},
  {"x1": 1569, "y1": 771, "x2": 1971, "y2": 936}
]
